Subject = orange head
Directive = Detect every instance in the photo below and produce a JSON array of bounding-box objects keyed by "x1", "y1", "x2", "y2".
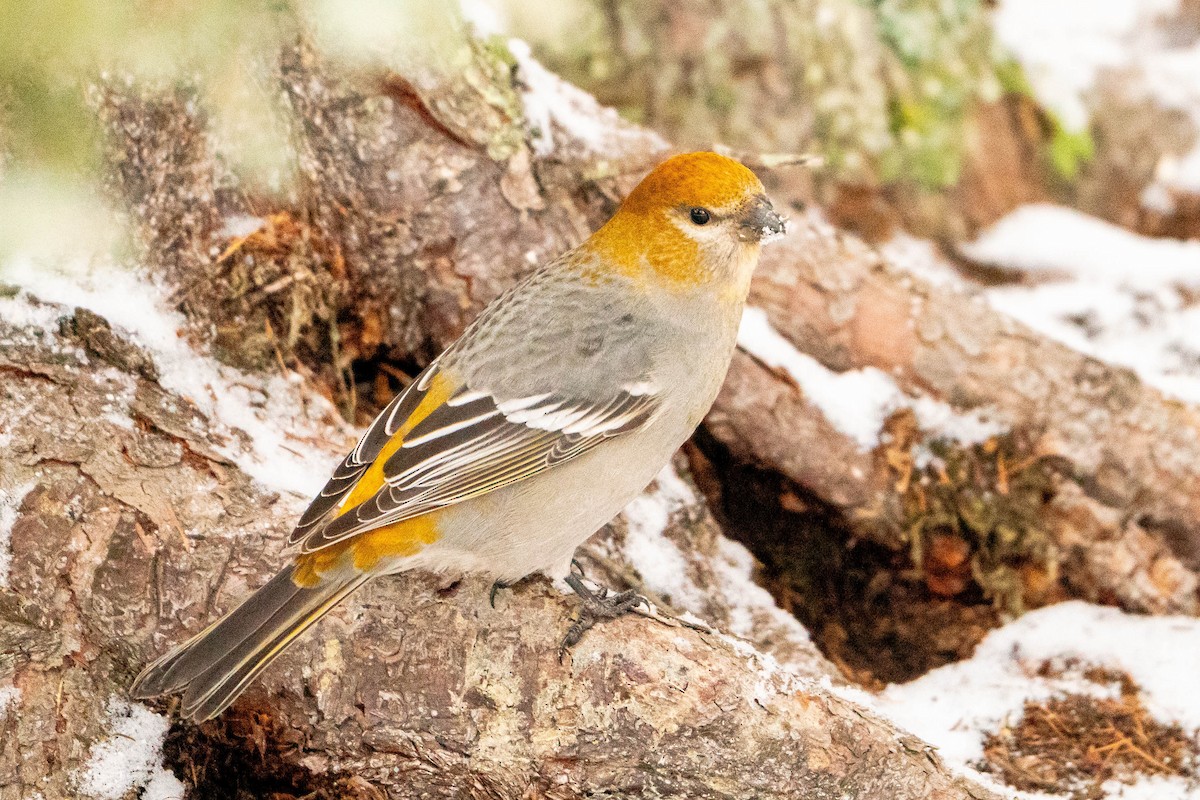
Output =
[{"x1": 589, "y1": 152, "x2": 785, "y2": 289}]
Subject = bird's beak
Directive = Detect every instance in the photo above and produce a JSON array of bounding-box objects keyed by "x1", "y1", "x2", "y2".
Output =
[{"x1": 738, "y1": 195, "x2": 787, "y2": 243}]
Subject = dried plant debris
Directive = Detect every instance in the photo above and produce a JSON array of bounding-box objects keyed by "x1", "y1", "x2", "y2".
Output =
[
  {"x1": 201, "y1": 208, "x2": 421, "y2": 424},
  {"x1": 204, "y1": 210, "x2": 346, "y2": 376},
  {"x1": 882, "y1": 409, "x2": 1062, "y2": 615},
  {"x1": 980, "y1": 660, "x2": 1200, "y2": 799},
  {"x1": 690, "y1": 431, "x2": 999, "y2": 686},
  {"x1": 692, "y1": 412, "x2": 1066, "y2": 686},
  {"x1": 162, "y1": 707, "x2": 385, "y2": 800}
]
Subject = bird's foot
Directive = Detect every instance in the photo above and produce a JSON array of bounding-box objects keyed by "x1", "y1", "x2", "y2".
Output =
[
  {"x1": 489, "y1": 580, "x2": 511, "y2": 609},
  {"x1": 559, "y1": 572, "x2": 648, "y2": 661}
]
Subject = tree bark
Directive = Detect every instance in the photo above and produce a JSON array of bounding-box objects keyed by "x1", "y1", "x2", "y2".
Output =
[
  {"x1": 704, "y1": 218, "x2": 1200, "y2": 615},
  {"x1": 0, "y1": 305, "x2": 994, "y2": 799}
]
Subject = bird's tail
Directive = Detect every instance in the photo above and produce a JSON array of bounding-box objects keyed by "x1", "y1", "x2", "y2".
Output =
[{"x1": 130, "y1": 563, "x2": 369, "y2": 721}]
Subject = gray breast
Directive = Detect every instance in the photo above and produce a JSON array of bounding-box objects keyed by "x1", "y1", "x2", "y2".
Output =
[{"x1": 444, "y1": 254, "x2": 657, "y2": 401}]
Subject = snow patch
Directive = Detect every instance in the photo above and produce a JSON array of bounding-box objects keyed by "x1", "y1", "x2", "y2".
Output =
[
  {"x1": 0, "y1": 292, "x2": 70, "y2": 333},
  {"x1": 737, "y1": 307, "x2": 1007, "y2": 451},
  {"x1": 963, "y1": 204, "x2": 1200, "y2": 404},
  {"x1": 458, "y1": 0, "x2": 506, "y2": 37},
  {"x1": 711, "y1": 536, "x2": 809, "y2": 643},
  {"x1": 77, "y1": 698, "x2": 177, "y2": 800},
  {"x1": 509, "y1": 38, "x2": 667, "y2": 158},
  {"x1": 877, "y1": 602, "x2": 1200, "y2": 784},
  {"x1": 620, "y1": 464, "x2": 704, "y2": 609},
  {"x1": 962, "y1": 203, "x2": 1200, "y2": 289},
  {"x1": 1102, "y1": 775, "x2": 1199, "y2": 800},
  {"x1": 1155, "y1": 143, "x2": 1200, "y2": 197},
  {"x1": 879, "y1": 233, "x2": 968, "y2": 290},
  {"x1": 617, "y1": 465, "x2": 813, "y2": 659},
  {"x1": 1130, "y1": 30, "x2": 1200, "y2": 201},
  {"x1": 993, "y1": 0, "x2": 1181, "y2": 132},
  {"x1": 218, "y1": 214, "x2": 266, "y2": 240},
  {"x1": 994, "y1": 0, "x2": 1200, "y2": 205},
  {"x1": 0, "y1": 259, "x2": 349, "y2": 501},
  {"x1": 0, "y1": 685, "x2": 19, "y2": 719},
  {"x1": 141, "y1": 768, "x2": 187, "y2": 800}
]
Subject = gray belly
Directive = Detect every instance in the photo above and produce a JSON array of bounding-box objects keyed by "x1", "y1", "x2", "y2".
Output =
[
  {"x1": 411, "y1": 303, "x2": 739, "y2": 584},
  {"x1": 430, "y1": 407, "x2": 693, "y2": 583}
]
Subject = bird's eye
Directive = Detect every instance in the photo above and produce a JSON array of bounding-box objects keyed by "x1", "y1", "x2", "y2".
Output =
[{"x1": 689, "y1": 207, "x2": 711, "y2": 225}]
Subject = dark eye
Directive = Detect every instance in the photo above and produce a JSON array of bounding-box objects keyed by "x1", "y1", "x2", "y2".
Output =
[{"x1": 689, "y1": 207, "x2": 711, "y2": 225}]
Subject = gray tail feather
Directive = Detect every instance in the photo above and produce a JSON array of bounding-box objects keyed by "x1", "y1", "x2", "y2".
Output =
[{"x1": 130, "y1": 564, "x2": 368, "y2": 721}]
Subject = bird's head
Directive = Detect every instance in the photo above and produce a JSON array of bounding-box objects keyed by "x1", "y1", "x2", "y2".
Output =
[{"x1": 589, "y1": 151, "x2": 785, "y2": 294}]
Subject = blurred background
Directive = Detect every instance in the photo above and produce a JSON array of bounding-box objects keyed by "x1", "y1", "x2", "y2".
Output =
[{"x1": 4, "y1": 0, "x2": 1200, "y2": 401}]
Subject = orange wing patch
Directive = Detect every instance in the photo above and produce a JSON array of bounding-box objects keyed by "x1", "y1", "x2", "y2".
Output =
[
  {"x1": 292, "y1": 372, "x2": 456, "y2": 587},
  {"x1": 292, "y1": 515, "x2": 442, "y2": 587},
  {"x1": 336, "y1": 372, "x2": 456, "y2": 512}
]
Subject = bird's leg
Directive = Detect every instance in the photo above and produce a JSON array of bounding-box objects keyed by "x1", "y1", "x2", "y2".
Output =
[
  {"x1": 489, "y1": 579, "x2": 513, "y2": 608},
  {"x1": 559, "y1": 572, "x2": 648, "y2": 660}
]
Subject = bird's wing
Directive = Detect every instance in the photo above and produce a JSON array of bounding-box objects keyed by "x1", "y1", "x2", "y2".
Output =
[{"x1": 288, "y1": 361, "x2": 659, "y2": 553}]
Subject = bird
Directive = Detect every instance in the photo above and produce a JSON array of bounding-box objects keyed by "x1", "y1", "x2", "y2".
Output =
[{"x1": 131, "y1": 150, "x2": 786, "y2": 721}]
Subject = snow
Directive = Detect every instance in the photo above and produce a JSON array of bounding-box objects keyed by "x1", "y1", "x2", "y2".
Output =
[
  {"x1": 962, "y1": 203, "x2": 1200, "y2": 288},
  {"x1": 77, "y1": 698, "x2": 179, "y2": 800},
  {"x1": 218, "y1": 214, "x2": 266, "y2": 240},
  {"x1": 0, "y1": 482, "x2": 35, "y2": 588},
  {"x1": 992, "y1": 0, "x2": 1180, "y2": 132},
  {"x1": 961, "y1": 204, "x2": 1200, "y2": 404},
  {"x1": 1131, "y1": 33, "x2": 1200, "y2": 199},
  {"x1": 0, "y1": 685, "x2": 19, "y2": 719},
  {"x1": 458, "y1": 0, "x2": 505, "y2": 37},
  {"x1": 620, "y1": 464, "x2": 705, "y2": 610},
  {"x1": 710, "y1": 535, "x2": 809, "y2": 642},
  {"x1": 617, "y1": 464, "x2": 812, "y2": 652},
  {"x1": 141, "y1": 768, "x2": 187, "y2": 800},
  {"x1": 994, "y1": 0, "x2": 1200, "y2": 205},
  {"x1": 509, "y1": 38, "x2": 667, "y2": 158},
  {"x1": 879, "y1": 233, "x2": 967, "y2": 290},
  {"x1": 737, "y1": 306, "x2": 1007, "y2": 451},
  {"x1": 1156, "y1": 144, "x2": 1200, "y2": 197},
  {"x1": 877, "y1": 602, "x2": 1200, "y2": 793},
  {"x1": 1103, "y1": 776, "x2": 1199, "y2": 800},
  {"x1": 0, "y1": 291, "x2": 72, "y2": 333},
  {"x1": 0, "y1": 258, "x2": 349, "y2": 501}
]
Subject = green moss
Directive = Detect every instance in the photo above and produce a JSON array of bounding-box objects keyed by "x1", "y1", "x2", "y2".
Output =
[
  {"x1": 455, "y1": 36, "x2": 529, "y2": 161},
  {"x1": 992, "y1": 56, "x2": 1095, "y2": 182},
  {"x1": 994, "y1": 57, "x2": 1033, "y2": 97},
  {"x1": 481, "y1": 34, "x2": 518, "y2": 70},
  {"x1": 887, "y1": 418, "x2": 1059, "y2": 616},
  {"x1": 1046, "y1": 117, "x2": 1095, "y2": 181},
  {"x1": 867, "y1": 0, "x2": 997, "y2": 189}
]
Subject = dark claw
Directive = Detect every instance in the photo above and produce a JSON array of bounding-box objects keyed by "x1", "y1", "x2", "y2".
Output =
[
  {"x1": 489, "y1": 580, "x2": 509, "y2": 609},
  {"x1": 558, "y1": 573, "x2": 648, "y2": 661}
]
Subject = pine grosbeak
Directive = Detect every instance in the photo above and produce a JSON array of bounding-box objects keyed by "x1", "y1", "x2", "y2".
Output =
[{"x1": 132, "y1": 151, "x2": 786, "y2": 720}]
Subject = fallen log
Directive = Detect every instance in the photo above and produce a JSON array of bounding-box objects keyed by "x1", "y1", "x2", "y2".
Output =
[
  {"x1": 706, "y1": 217, "x2": 1200, "y2": 615},
  {"x1": 0, "y1": 298, "x2": 996, "y2": 798}
]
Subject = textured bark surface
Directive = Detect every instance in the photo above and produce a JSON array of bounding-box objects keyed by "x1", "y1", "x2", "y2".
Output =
[{"x1": 0, "y1": 308, "x2": 994, "y2": 799}]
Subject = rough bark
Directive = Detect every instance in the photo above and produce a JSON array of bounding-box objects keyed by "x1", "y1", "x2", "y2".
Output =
[{"x1": 0, "y1": 305, "x2": 994, "y2": 799}]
